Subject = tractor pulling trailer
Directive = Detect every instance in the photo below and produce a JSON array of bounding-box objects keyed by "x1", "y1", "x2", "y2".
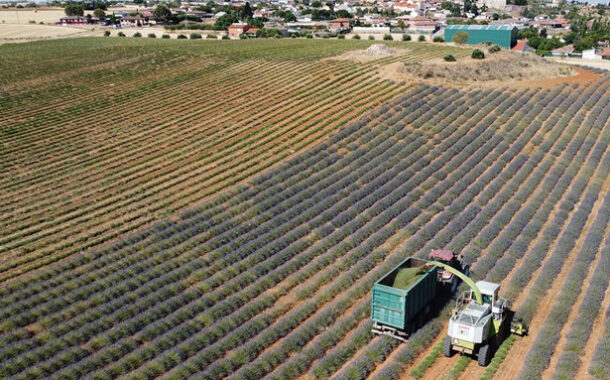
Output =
[{"x1": 371, "y1": 250, "x2": 527, "y2": 366}]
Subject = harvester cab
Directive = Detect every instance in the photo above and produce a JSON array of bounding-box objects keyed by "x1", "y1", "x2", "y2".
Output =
[
  {"x1": 423, "y1": 261, "x2": 528, "y2": 366},
  {"x1": 446, "y1": 280, "x2": 510, "y2": 366}
]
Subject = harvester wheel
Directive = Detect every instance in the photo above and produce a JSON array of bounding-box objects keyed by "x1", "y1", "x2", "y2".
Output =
[
  {"x1": 477, "y1": 343, "x2": 491, "y2": 367},
  {"x1": 443, "y1": 336, "x2": 454, "y2": 358}
]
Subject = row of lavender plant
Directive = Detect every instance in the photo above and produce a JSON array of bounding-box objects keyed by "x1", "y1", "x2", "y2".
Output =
[
  {"x1": 363, "y1": 79, "x2": 608, "y2": 379},
  {"x1": 551, "y1": 215, "x2": 610, "y2": 379},
  {"x1": 138, "y1": 87, "x2": 508, "y2": 380},
  {"x1": 588, "y1": 293, "x2": 610, "y2": 378},
  {"x1": 0, "y1": 90, "x2": 442, "y2": 378},
  {"x1": 324, "y1": 84, "x2": 572, "y2": 380},
  {"x1": 225, "y1": 85, "x2": 569, "y2": 380},
  {"x1": 517, "y1": 157, "x2": 610, "y2": 379},
  {"x1": 0, "y1": 84, "x2": 460, "y2": 378}
]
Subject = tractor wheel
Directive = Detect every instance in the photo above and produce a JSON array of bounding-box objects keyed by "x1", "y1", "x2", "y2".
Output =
[
  {"x1": 443, "y1": 336, "x2": 454, "y2": 358},
  {"x1": 477, "y1": 344, "x2": 491, "y2": 367}
]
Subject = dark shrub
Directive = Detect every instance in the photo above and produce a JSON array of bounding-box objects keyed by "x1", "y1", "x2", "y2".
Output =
[
  {"x1": 471, "y1": 49, "x2": 485, "y2": 59},
  {"x1": 489, "y1": 44, "x2": 501, "y2": 53}
]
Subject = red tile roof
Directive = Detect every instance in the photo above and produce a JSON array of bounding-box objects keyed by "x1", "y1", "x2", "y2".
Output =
[{"x1": 512, "y1": 40, "x2": 527, "y2": 51}]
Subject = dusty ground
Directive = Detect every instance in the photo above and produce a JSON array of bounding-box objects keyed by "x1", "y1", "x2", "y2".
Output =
[
  {"x1": 327, "y1": 44, "x2": 412, "y2": 62},
  {"x1": 0, "y1": 24, "x2": 97, "y2": 43},
  {"x1": 549, "y1": 57, "x2": 610, "y2": 71},
  {"x1": 0, "y1": 7, "x2": 139, "y2": 24},
  {"x1": 0, "y1": 23, "x2": 204, "y2": 44}
]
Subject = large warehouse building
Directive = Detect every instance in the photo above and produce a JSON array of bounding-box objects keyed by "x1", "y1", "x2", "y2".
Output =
[{"x1": 444, "y1": 25, "x2": 518, "y2": 48}]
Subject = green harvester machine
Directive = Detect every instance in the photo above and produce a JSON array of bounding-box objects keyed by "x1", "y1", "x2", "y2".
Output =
[{"x1": 371, "y1": 250, "x2": 527, "y2": 366}]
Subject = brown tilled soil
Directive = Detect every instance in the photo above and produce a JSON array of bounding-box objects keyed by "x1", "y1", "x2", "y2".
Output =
[
  {"x1": 509, "y1": 66, "x2": 601, "y2": 90},
  {"x1": 457, "y1": 359, "x2": 487, "y2": 380}
]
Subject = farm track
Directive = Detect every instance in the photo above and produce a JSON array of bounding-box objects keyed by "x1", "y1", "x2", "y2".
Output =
[
  {"x1": 1, "y1": 39, "x2": 609, "y2": 380},
  {"x1": 348, "y1": 86, "x2": 550, "y2": 379}
]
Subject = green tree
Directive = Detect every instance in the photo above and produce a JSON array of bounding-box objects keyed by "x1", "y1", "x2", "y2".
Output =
[
  {"x1": 335, "y1": 9, "x2": 352, "y2": 18},
  {"x1": 215, "y1": 13, "x2": 239, "y2": 29},
  {"x1": 64, "y1": 4, "x2": 84, "y2": 16},
  {"x1": 93, "y1": 8, "x2": 105, "y2": 20},
  {"x1": 153, "y1": 5, "x2": 172, "y2": 22},
  {"x1": 273, "y1": 10, "x2": 296, "y2": 22},
  {"x1": 452, "y1": 31, "x2": 469, "y2": 44},
  {"x1": 250, "y1": 17, "x2": 264, "y2": 28},
  {"x1": 241, "y1": 2, "x2": 253, "y2": 19}
]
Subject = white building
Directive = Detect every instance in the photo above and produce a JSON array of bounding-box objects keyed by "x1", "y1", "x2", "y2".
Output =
[{"x1": 582, "y1": 49, "x2": 602, "y2": 60}]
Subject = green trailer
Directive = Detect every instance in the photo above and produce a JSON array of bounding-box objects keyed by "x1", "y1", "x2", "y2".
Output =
[{"x1": 371, "y1": 257, "x2": 438, "y2": 341}]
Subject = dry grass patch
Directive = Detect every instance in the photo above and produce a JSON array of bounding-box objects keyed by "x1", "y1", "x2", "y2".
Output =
[{"x1": 379, "y1": 50, "x2": 576, "y2": 87}]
